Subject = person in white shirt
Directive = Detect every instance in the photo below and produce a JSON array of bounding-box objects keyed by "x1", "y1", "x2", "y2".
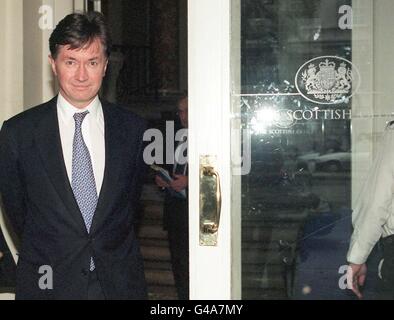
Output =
[{"x1": 347, "y1": 122, "x2": 394, "y2": 299}]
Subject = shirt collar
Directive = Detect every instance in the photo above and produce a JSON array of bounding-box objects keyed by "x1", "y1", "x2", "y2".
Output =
[{"x1": 57, "y1": 93, "x2": 102, "y2": 124}]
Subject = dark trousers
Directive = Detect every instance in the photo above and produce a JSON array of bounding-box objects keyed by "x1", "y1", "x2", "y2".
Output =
[
  {"x1": 378, "y1": 235, "x2": 394, "y2": 299},
  {"x1": 164, "y1": 197, "x2": 189, "y2": 300},
  {"x1": 87, "y1": 270, "x2": 105, "y2": 300}
]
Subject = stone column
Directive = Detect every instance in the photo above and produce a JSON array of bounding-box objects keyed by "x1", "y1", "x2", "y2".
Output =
[{"x1": 151, "y1": 0, "x2": 180, "y2": 94}]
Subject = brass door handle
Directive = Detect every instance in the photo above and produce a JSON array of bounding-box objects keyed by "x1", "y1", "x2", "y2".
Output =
[{"x1": 200, "y1": 156, "x2": 221, "y2": 246}]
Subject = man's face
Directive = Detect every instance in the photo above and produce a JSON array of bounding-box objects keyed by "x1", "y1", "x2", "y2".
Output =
[
  {"x1": 177, "y1": 97, "x2": 188, "y2": 128},
  {"x1": 49, "y1": 38, "x2": 108, "y2": 109}
]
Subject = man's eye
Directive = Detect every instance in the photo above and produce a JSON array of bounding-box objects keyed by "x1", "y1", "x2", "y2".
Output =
[
  {"x1": 65, "y1": 61, "x2": 75, "y2": 66},
  {"x1": 90, "y1": 61, "x2": 98, "y2": 66}
]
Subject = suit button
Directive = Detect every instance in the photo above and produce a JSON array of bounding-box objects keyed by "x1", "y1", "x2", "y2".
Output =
[{"x1": 81, "y1": 269, "x2": 88, "y2": 276}]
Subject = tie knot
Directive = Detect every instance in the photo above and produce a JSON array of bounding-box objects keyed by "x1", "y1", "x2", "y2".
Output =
[{"x1": 73, "y1": 111, "x2": 89, "y2": 128}]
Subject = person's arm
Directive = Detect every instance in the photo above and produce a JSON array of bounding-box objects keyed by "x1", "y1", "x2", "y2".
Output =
[
  {"x1": 347, "y1": 127, "x2": 394, "y2": 297},
  {"x1": 169, "y1": 174, "x2": 188, "y2": 193},
  {"x1": 348, "y1": 263, "x2": 367, "y2": 299},
  {"x1": 155, "y1": 175, "x2": 170, "y2": 189},
  {"x1": 0, "y1": 121, "x2": 26, "y2": 239}
]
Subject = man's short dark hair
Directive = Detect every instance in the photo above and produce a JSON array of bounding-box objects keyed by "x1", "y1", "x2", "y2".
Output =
[{"x1": 49, "y1": 11, "x2": 111, "y2": 59}]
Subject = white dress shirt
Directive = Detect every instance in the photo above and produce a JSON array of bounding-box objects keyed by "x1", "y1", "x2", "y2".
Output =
[
  {"x1": 347, "y1": 124, "x2": 394, "y2": 264},
  {"x1": 57, "y1": 94, "x2": 105, "y2": 194}
]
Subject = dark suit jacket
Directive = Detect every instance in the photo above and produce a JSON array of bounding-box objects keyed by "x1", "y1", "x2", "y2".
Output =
[{"x1": 0, "y1": 96, "x2": 148, "y2": 300}]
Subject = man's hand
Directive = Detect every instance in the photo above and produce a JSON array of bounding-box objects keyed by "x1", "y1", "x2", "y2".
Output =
[
  {"x1": 170, "y1": 174, "x2": 188, "y2": 192},
  {"x1": 155, "y1": 175, "x2": 170, "y2": 189},
  {"x1": 348, "y1": 263, "x2": 367, "y2": 299}
]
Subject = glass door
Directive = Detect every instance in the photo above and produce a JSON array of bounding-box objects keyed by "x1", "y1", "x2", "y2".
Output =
[{"x1": 189, "y1": 0, "x2": 394, "y2": 299}]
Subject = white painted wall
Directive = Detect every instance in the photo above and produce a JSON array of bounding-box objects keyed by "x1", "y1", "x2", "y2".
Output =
[
  {"x1": 0, "y1": 0, "x2": 24, "y2": 122},
  {"x1": 0, "y1": 2, "x2": 23, "y2": 299}
]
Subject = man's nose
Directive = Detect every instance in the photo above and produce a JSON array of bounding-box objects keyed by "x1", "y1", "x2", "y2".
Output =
[{"x1": 76, "y1": 64, "x2": 88, "y2": 81}]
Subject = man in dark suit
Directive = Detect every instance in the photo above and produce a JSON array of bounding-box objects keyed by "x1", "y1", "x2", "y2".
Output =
[
  {"x1": 0, "y1": 12, "x2": 147, "y2": 300},
  {"x1": 155, "y1": 96, "x2": 188, "y2": 300}
]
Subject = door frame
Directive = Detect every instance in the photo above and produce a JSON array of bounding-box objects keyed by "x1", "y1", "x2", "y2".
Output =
[{"x1": 188, "y1": 0, "x2": 241, "y2": 299}]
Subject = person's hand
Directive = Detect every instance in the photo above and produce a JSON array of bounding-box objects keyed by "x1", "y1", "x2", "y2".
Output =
[
  {"x1": 155, "y1": 175, "x2": 169, "y2": 189},
  {"x1": 348, "y1": 263, "x2": 367, "y2": 299},
  {"x1": 170, "y1": 174, "x2": 188, "y2": 192},
  {"x1": 0, "y1": 251, "x2": 3, "y2": 260}
]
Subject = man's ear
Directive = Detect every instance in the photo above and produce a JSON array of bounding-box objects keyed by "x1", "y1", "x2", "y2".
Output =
[
  {"x1": 48, "y1": 54, "x2": 57, "y2": 76},
  {"x1": 103, "y1": 59, "x2": 109, "y2": 77}
]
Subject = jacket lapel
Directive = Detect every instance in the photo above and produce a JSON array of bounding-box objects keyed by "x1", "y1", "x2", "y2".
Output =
[
  {"x1": 34, "y1": 96, "x2": 88, "y2": 233},
  {"x1": 35, "y1": 98, "x2": 127, "y2": 234},
  {"x1": 91, "y1": 101, "x2": 126, "y2": 233}
]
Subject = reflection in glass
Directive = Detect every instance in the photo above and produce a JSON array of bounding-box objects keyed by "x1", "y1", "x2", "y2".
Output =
[{"x1": 237, "y1": 0, "x2": 382, "y2": 299}]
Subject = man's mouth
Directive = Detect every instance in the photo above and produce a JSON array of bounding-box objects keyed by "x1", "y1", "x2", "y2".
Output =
[{"x1": 73, "y1": 85, "x2": 90, "y2": 90}]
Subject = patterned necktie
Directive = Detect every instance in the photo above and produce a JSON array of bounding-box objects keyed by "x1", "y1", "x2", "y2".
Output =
[{"x1": 71, "y1": 111, "x2": 98, "y2": 271}]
